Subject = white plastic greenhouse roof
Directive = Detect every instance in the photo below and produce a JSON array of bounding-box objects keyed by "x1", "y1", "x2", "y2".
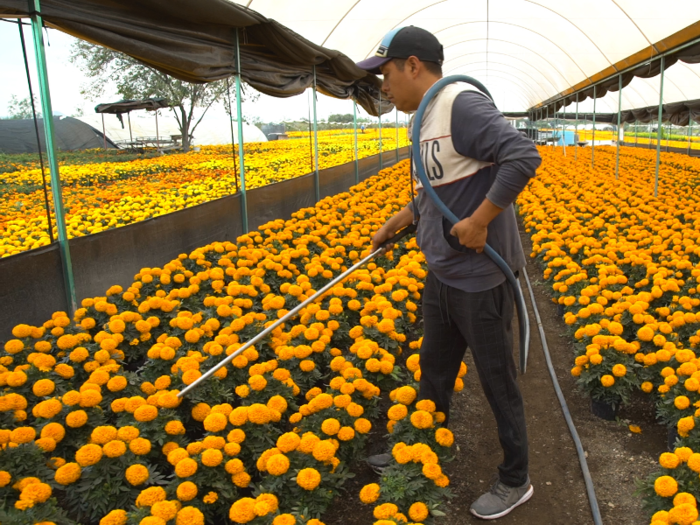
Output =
[{"x1": 232, "y1": 0, "x2": 700, "y2": 114}]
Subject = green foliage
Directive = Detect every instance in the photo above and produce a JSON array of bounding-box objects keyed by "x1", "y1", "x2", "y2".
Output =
[{"x1": 3, "y1": 94, "x2": 41, "y2": 120}]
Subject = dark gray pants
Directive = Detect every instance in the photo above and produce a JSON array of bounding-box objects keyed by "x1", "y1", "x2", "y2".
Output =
[{"x1": 418, "y1": 271, "x2": 529, "y2": 487}]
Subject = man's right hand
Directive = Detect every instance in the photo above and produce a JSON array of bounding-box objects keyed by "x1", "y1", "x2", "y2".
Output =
[{"x1": 372, "y1": 226, "x2": 394, "y2": 253}]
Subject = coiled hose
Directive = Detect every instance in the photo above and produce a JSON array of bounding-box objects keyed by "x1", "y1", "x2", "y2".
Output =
[
  {"x1": 410, "y1": 75, "x2": 530, "y2": 373},
  {"x1": 412, "y1": 75, "x2": 603, "y2": 524}
]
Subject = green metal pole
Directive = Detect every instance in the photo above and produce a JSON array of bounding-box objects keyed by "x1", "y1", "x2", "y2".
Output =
[
  {"x1": 29, "y1": 0, "x2": 77, "y2": 314},
  {"x1": 655, "y1": 55, "x2": 665, "y2": 198},
  {"x1": 575, "y1": 99, "x2": 579, "y2": 160},
  {"x1": 616, "y1": 74, "x2": 622, "y2": 179},
  {"x1": 395, "y1": 108, "x2": 399, "y2": 163},
  {"x1": 378, "y1": 96, "x2": 383, "y2": 170},
  {"x1": 353, "y1": 101, "x2": 359, "y2": 184},
  {"x1": 592, "y1": 85, "x2": 597, "y2": 168},
  {"x1": 234, "y1": 28, "x2": 248, "y2": 234},
  {"x1": 312, "y1": 65, "x2": 320, "y2": 202}
]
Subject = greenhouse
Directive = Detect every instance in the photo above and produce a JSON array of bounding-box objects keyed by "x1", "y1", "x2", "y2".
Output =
[{"x1": 1, "y1": 1, "x2": 700, "y2": 524}]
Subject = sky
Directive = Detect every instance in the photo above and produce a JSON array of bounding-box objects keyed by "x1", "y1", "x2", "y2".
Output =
[{"x1": 0, "y1": 22, "x2": 397, "y2": 125}]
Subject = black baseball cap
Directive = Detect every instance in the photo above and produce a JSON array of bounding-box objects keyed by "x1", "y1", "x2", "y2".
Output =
[{"x1": 356, "y1": 26, "x2": 444, "y2": 74}]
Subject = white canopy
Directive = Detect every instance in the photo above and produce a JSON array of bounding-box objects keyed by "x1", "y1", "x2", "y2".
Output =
[{"x1": 231, "y1": 0, "x2": 700, "y2": 113}]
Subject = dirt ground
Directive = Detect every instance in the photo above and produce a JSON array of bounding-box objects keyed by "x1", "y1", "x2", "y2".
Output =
[{"x1": 324, "y1": 225, "x2": 666, "y2": 524}]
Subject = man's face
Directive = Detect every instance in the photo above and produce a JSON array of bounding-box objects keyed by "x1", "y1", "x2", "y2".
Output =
[{"x1": 379, "y1": 59, "x2": 420, "y2": 112}]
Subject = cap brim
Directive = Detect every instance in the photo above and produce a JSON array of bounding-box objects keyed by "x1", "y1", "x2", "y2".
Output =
[{"x1": 355, "y1": 56, "x2": 391, "y2": 75}]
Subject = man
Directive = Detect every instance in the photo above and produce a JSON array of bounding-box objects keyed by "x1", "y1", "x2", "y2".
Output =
[{"x1": 356, "y1": 26, "x2": 541, "y2": 520}]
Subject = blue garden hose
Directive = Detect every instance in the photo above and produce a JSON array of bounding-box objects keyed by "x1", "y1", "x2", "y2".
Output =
[{"x1": 411, "y1": 75, "x2": 530, "y2": 373}]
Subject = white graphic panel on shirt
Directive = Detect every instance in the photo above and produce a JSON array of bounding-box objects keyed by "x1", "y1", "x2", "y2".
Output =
[{"x1": 410, "y1": 83, "x2": 493, "y2": 189}]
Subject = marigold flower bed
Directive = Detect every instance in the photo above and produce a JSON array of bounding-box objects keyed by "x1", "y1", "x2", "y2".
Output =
[
  {"x1": 0, "y1": 129, "x2": 408, "y2": 258},
  {"x1": 517, "y1": 146, "x2": 700, "y2": 522},
  {"x1": 0, "y1": 159, "x2": 458, "y2": 525}
]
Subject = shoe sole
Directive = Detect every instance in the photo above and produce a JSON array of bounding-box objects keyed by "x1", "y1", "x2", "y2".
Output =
[{"x1": 470, "y1": 485, "x2": 534, "y2": 520}]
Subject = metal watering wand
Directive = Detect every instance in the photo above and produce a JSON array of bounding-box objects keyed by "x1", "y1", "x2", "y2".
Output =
[
  {"x1": 177, "y1": 223, "x2": 417, "y2": 398},
  {"x1": 410, "y1": 75, "x2": 530, "y2": 374}
]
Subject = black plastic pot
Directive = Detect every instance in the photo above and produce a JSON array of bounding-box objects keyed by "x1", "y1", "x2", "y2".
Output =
[
  {"x1": 668, "y1": 427, "x2": 680, "y2": 451},
  {"x1": 590, "y1": 399, "x2": 618, "y2": 421}
]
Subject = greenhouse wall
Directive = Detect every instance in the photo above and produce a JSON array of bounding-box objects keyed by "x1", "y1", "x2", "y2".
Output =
[{"x1": 0, "y1": 148, "x2": 409, "y2": 341}]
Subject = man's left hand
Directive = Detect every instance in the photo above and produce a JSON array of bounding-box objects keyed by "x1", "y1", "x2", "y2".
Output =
[{"x1": 450, "y1": 217, "x2": 488, "y2": 254}]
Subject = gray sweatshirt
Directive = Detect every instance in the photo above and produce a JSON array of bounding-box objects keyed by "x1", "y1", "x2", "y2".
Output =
[{"x1": 408, "y1": 85, "x2": 541, "y2": 293}]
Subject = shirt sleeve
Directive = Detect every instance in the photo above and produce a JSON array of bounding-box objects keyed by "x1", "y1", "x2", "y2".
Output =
[{"x1": 451, "y1": 91, "x2": 541, "y2": 209}]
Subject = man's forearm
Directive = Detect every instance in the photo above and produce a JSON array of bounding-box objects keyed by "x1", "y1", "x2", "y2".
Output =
[
  {"x1": 471, "y1": 197, "x2": 503, "y2": 228},
  {"x1": 383, "y1": 205, "x2": 415, "y2": 234}
]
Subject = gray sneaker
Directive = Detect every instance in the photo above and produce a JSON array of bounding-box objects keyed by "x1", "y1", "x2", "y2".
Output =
[
  {"x1": 366, "y1": 453, "x2": 392, "y2": 474},
  {"x1": 470, "y1": 476, "x2": 533, "y2": 520}
]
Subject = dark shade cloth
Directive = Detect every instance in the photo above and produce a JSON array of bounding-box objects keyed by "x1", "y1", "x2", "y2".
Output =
[
  {"x1": 0, "y1": 0, "x2": 392, "y2": 116},
  {"x1": 94, "y1": 98, "x2": 172, "y2": 114},
  {"x1": 516, "y1": 98, "x2": 700, "y2": 126},
  {"x1": 0, "y1": 115, "x2": 117, "y2": 153},
  {"x1": 418, "y1": 270, "x2": 528, "y2": 487}
]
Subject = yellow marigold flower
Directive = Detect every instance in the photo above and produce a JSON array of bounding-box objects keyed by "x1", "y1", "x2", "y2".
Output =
[
  {"x1": 675, "y1": 396, "x2": 691, "y2": 410},
  {"x1": 175, "y1": 458, "x2": 198, "y2": 478},
  {"x1": 436, "y1": 427, "x2": 454, "y2": 447},
  {"x1": 203, "y1": 491, "x2": 218, "y2": 504},
  {"x1": 312, "y1": 440, "x2": 336, "y2": 462},
  {"x1": 79, "y1": 389, "x2": 103, "y2": 408},
  {"x1": 415, "y1": 399, "x2": 436, "y2": 412},
  {"x1": 176, "y1": 506, "x2": 204, "y2": 525},
  {"x1": 191, "y1": 403, "x2": 211, "y2": 421},
  {"x1": 387, "y1": 404, "x2": 408, "y2": 421},
  {"x1": 99, "y1": 509, "x2": 127, "y2": 525},
  {"x1": 600, "y1": 375, "x2": 615, "y2": 387},
  {"x1": 668, "y1": 503, "x2": 698, "y2": 525},
  {"x1": 321, "y1": 418, "x2": 341, "y2": 436},
  {"x1": 0, "y1": 471, "x2": 11, "y2": 487},
  {"x1": 612, "y1": 364, "x2": 626, "y2": 377},
  {"x1": 125, "y1": 464, "x2": 150, "y2": 486},
  {"x1": 410, "y1": 410, "x2": 434, "y2": 429},
  {"x1": 129, "y1": 437, "x2": 152, "y2": 455},
  {"x1": 359, "y1": 483, "x2": 380, "y2": 504},
  {"x1": 266, "y1": 454, "x2": 290, "y2": 476},
  {"x1": 629, "y1": 424, "x2": 642, "y2": 434},
  {"x1": 32, "y1": 378, "x2": 56, "y2": 397},
  {"x1": 247, "y1": 404, "x2": 271, "y2": 425},
  {"x1": 202, "y1": 448, "x2": 224, "y2": 467},
  {"x1": 151, "y1": 500, "x2": 179, "y2": 521},
  {"x1": 272, "y1": 515, "x2": 296, "y2": 525},
  {"x1": 103, "y1": 440, "x2": 127, "y2": 458},
  {"x1": 227, "y1": 428, "x2": 246, "y2": 444},
  {"x1": 9, "y1": 426, "x2": 35, "y2": 444},
  {"x1": 229, "y1": 497, "x2": 257, "y2": 523},
  {"x1": 346, "y1": 402, "x2": 364, "y2": 418},
  {"x1": 54, "y1": 462, "x2": 81, "y2": 485},
  {"x1": 673, "y1": 492, "x2": 697, "y2": 507},
  {"x1": 176, "y1": 481, "x2": 198, "y2": 502},
  {"x1": 687, "y1": 453, "x2": 700, "y2": 473},
  {"x1": 660, "y1": 452, "x2": 681, "y2": 469},
  {"x1": 76, "y1": 443, "x2": 103, "y2": 467},
  {"x1": 409, "y1": 502, "x2": 429, "y2": 522},
  {"x1": 91, "y1": 425, "x2": 118, "y2": 445},
  {"x1": 136, "y1": 486, "x2": 167, "y2": 508},
  {"x1": 19, "y1": 481, "x2": 52, "y2": 504},
  {"x1": 134, "y1": 404, "x2": 158, "y2": 422},
  {"x1": 165, "y1": 420, "x2": 185, "y2": 435},
  {"x1": 395, "y1": 385, "x2": 417, "y2": 405},
  {"x1": 107, "y1": 376, "x2": 128, "y2": 392},
  {"x1": 354, "y1": 418, "x2": 372, "y2": 434},
  {"x1": 654, "y1": 475, "x2": 679, "y2": 498},
  {"x1": 276, "y1": 432, "x2": 301, "y2": 453},
  {"x1": 225, "y1": 458, "x2": 245, "y2": 475},
  {"x1": 373, "y1": 503, "x2": 399, "y2": 519},
  {"x1": 296, "y1": 467, "x2": 321, "y2": 490},
  {"x1": 422, "y1": 462, "x2": 442, "y2": 480}
]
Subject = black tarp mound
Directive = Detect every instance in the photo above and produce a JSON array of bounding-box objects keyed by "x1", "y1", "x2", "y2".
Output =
[{"x1": 0, "y1": 116, "x2": 117, "y2": 153}]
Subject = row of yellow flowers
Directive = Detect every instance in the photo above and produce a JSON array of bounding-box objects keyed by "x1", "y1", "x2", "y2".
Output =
[
  {"x1": 517, "y1": 145, "x2": 700, "y2": 523},
  {"x1": 0, "y1": 159, "x2": 459, "y2": 525},
  {"x1": 0, "y1": 130, "x2": 408, "y2": 258}
]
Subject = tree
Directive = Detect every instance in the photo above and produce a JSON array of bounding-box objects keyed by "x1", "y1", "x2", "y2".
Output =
[
  {"x1": 5, "y1": 94, "x2": 41, "y2": 120},
  {"x1": 328, "y1": 113, "x2": 353, "y2": 124},
  {"x1": 71, "y1": 41, "x2": 252, "y2": 152}
]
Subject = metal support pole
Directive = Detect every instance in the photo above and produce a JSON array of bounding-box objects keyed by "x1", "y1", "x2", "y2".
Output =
[
  {"x1": 592, "y1": 85, "x2": 597, "y2": 168},
  {"x1": 688, "y1": 118, "x2": 693, "y2": 157},
  {"x1": 615, "y1": 74, "x2": 622, "y2": 179},
  {"x1": 353, "y1": 101, "x2": 359, "y2": 184},
  {"x1": 395, "y1": 108, "x2": 399, "y2": 163},
  {"x1": 655, "y1": 55, "x2": 665, "y2": 198},
  {"x1": 312, "y1": 65, "x2": 320, "y2": 202},
  {"x1": 561, "y1": 110, "x2": 566, "y2": 156},
  {"x1": 127, "y1": 112, "x2": 133, "y2": 144},
  {"x1": 575, "y1": 99, "x2": 579, "y2": 160},
  {"x1": 155, "y1": 110, "x2": 159, "y2": 152},
  {"x1": 234, "y1": 27, "x2": 248, "y2": 233},
  {"x1": 101, "y1": 114, "x2": 106, "y2": 150},
  {"x1": 225, "y1": 77, "x2": 239, "y2": 193},
  {"x1": 378, "y1": 96, "x2": 383, "y2": 170},
  {"x1": 29, "y1": 0, "x2": 77, "y2": 314}
]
